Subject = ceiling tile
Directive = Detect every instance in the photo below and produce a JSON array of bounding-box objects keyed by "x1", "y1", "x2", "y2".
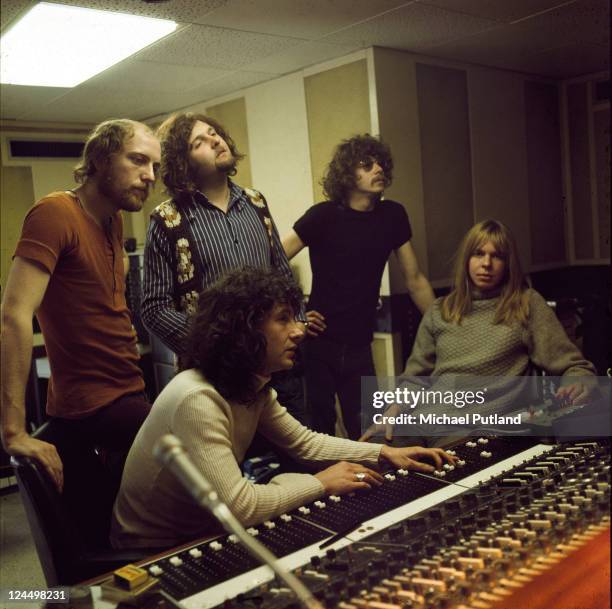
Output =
[
  {"x1": 519, "y1": 0, "x2": 610, "y2": 46},
  {"x1": 181, "y1": 69, "x2": 276, "y2": 103},
  {"x1": 418, "y1": 0, "x2": 585, "y2": 23},
  {"x1": 137, "y1": 22, "x2": 303, "y2": 69},
  {"x1": 81, "y1": 58, "x2": 227, "y2": 93},
  {"x1": 510, "y1": 42, "x2": 610, "y2": 78},
  {"x1": 0, "y1": 84, "x2": 70, "y2": 120},
  {"x1": 128, "y1": 89, "x2": 228, "y2": 122},
  {"x1": 130, "y1": 70, "x2": 281, "y2": 121},
  {"x1": 0, "y1": 0, "x2": 34, "y2": 31},
  {"x1": 1, "y1": 0, "x2": 608, "y2": 124},
  {"x1": 17, "y1": 84, "x2": 163, "y2": 123},
  {"x1": 245, "y1": 40, "x2": 364, "y2": 75},
  {"x1": 424, "y1": 0, "x2": 610, "y2": 74},
  {"x1": 199, "y1": 0, "x2": 411, "y2": 39},
  {"x1": 322, "y1": 2, "x2": 499, "y2": 49}
]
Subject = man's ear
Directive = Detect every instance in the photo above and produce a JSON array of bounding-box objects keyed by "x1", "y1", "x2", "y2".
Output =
[{"x1": 92, "y1": 153, "x2": 111, "y2": 177}]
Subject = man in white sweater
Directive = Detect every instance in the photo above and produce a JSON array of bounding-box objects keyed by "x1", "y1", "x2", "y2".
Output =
[{"x1": 112, "y1": 268, "x2": 454, "y2": 549}]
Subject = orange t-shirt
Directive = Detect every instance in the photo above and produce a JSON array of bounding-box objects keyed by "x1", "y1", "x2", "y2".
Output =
[{"x1": 15, "y1": 191, "x2": 144, "y2": 418}]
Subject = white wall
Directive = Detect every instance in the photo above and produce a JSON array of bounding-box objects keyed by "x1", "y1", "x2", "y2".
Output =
[{"x1": 244, "y1": 72, "x2": 315, "y2": 292}]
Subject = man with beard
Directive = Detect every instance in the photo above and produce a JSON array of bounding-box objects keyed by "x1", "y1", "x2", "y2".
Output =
[
  {"x1": 283, "y1": 134, "x2": 434, "y2": 439},
  {"x1": 1, "y1": 119, "x2": 161, "y2": 490},
  {"x1": 142, "y1": 112, "x2": 317, "y2": 425}
]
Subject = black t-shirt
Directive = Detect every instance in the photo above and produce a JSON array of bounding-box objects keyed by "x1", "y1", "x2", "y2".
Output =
[{"x1": 294, "y1": 199, "x2": 412, "y2": 345}]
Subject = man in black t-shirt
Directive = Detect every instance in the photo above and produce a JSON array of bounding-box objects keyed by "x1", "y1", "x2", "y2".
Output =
[{"x1": 282, "y1": 134, "x2": 434, "y2": 439}]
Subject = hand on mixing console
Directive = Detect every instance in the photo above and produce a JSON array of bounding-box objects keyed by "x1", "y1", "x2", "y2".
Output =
[
  {"x1": 314, "y1": 461, "x2": 384, "y2": 494},
  {"x1": 555, "y1": 382, "x2": 591, "y2": 406},
  {"x1": 358, "y1": 403, "x2": 400, "y2": 443},
  {"x1": 378, "y1": 445, "x2": 457, "y2": 473}
]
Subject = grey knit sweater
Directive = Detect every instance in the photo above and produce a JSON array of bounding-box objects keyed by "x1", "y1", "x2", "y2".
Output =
[
  {"x1": 400, "y1": 289, "x2": 595, "y2": 415},
  {"x1": 404, "y1": 288, "x2": 594, "y2": 378},
  {"x1": 111, "y1": 369, "x2": 382, "y2": 549}
]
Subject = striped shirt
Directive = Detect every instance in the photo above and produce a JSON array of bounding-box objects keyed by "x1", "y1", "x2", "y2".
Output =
[{"x1": 142, "y1": 181, "x2": 302, "y2": 354}]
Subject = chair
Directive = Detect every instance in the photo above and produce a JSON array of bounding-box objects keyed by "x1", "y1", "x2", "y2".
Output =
[
  {"x1": 149, "y1": 332, "x2": 177, "y2": 398},
  {"x1": 11, "y1": 423, "x2": 151, "y2": 586}
]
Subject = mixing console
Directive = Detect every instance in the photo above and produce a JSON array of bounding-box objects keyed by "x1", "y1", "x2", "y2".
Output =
[{"x1": 136, "y1": 438, "x2": 610, "y2": 609}]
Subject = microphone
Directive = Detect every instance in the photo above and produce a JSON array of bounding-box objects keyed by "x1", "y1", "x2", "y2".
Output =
[
  {"x1": 153, "y1": 434, "x2": 324, "y2": 609},
  {"x1": 153, "y1": 434, "x2": 229, "y2": 522}
]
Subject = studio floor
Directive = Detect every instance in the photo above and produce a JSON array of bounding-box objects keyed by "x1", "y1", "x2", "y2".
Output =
[{"x1": 0, "y1": 477, "x2": 45, "y2": 609}]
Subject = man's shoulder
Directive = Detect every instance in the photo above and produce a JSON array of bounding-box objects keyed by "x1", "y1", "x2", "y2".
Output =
[
  {"x1": 34, "y1": 191, "x2": 77, "y2": 213},
  {"x1": 378, "y1": 199, "x2": 407, "y2": 213},
  {"x1": 305, "y1": 200, "x2": 339, "y2": 217},
  {"x1": 241, "y1": 186, "x2": 269, "y2": 209},
  {"x1": 26, "y1": 191, "x2": 80, "y2": 228},
  {"x1": 150, "y1": 198, "x2": 183, "y2": 229},
  {"x1": 294, "y1": 202, "x2": 339, "y2": 231}
]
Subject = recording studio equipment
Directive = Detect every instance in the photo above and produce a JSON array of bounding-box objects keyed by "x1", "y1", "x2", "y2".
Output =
[
  {"x1": 124, "y1": 437, "x2": 610, "y2": 609},
  {"x1": 154, "y1": 435, "x2": 324, "y2": 609}
]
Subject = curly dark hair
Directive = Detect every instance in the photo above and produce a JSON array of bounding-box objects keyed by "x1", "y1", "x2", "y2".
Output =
[
  {"x1": 74, "y1": 119, "x2": 152, "y2": 184},
  {"x1": 182, "y1": 267, "x2": 303, "y2": 404},
  {"x1": 322, "y1": 134, "x2": 393, "y2": 203},
  {"x1": 156, "y1": 112, "x2": 245, "y2": 198}
]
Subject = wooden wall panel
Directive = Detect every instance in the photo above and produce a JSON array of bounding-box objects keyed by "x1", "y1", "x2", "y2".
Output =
[
  {"x1": 525, "y1": 81, "x2": 566, "y2": 265},
  {"x1": 416, "y1": 63, "x2": 474, "y2": 280},
  {"x1": 304, "y1": 60, "x2": 370, "y2": 203},
  {"x1": 567, "y1": 83, "x2": 594, "y2": 259}
]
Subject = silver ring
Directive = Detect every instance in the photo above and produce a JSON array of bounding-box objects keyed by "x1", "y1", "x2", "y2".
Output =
[{"x1": 355, "y1": 472, "x2": 366, "y2": 482}]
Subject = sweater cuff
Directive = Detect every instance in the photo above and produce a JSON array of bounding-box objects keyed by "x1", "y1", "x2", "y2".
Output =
[{"x1": 269, "y1": 472, "x2": 325, "y2": 502}]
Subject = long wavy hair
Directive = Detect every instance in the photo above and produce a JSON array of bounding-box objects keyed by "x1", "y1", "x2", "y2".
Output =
[
  {"x1": 322, "y1": 134, "x2": 393, "y2": 203},
  {"x1": 156, "y1": 112, "x2": 244, "y2": 198},
  {"x1": 441, "y1": 219, "x2": 529, "y2": 325},
  {"x1": 73, "y1": 119, "x2": 151, "y2": 183},
  {"x1": 182, "y1": 267, "x2": 303, "y2": 404}
]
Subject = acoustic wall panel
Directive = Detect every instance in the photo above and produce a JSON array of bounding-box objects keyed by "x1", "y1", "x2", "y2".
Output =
[
  {"x1": 593, "y1": 109, "x2": 610, "y2": 257},
  {"x1": 468, "y1": 69, "x2": 530, "y2": 270},
  {"x1": 206, "y1": 96, "x2": 253, "y2": 189},
  {"x1": 525, "y1": 81, "x2": 566, "y2": 265},
  {"x1": 373, "y1": 47, "x2": 429, "y2": 285},
  {"x1": 416, "y1": 63, "x2": 474, "y2": 281},
  {"x1": 0, "y1": 162, "x2": 34, "y2": 288},
  {"x1": 567, "y1": 83, "x2": 594, "y2": 260},
  {"x1": 304, "y1": 60, "x2": 370, "y2": 203}
]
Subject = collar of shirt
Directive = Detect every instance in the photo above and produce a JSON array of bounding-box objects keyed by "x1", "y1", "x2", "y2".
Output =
[{"x1": 190, "y1": 180, "x2": 246, "y2": 213}]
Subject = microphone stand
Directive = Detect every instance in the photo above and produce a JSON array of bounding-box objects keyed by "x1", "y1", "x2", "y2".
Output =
[{"x1": 154, "y1": 434, "x2": 325, "y2": 609}]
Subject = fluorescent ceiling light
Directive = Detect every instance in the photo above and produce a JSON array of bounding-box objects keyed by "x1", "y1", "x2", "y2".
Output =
[{"x1": 0, "y1": 2, "x2": 176, "y2": 87}]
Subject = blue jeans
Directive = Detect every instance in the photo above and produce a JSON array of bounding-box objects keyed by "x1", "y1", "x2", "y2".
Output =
[{"x1": 303, "y1": 336, "x2": 377, "y2": 439}]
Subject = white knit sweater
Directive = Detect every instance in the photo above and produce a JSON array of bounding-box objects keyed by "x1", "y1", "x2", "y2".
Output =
[{"x1": 111, "y1": 369, "x2": 382, "y2": 548}]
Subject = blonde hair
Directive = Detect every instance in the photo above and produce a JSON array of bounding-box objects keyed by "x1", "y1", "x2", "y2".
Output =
[{"x1": 441, "y1": 219, "x2": 529, "y2": 325}]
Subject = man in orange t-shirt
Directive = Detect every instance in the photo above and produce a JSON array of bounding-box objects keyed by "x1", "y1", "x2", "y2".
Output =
[{"x1": 1, "y1": 119, "x2": 161, "y2": 491}]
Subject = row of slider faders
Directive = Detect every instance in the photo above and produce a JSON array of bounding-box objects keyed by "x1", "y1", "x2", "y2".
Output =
[
  {"x1": 145, "y1": 514, "x2": 331, "y2": 600},
  {"x1": 289, "y1": 437, "x2": 540, "y2": 533},
  {"x1": 215, "y1": 441, "x2": 610, "y2": 609},
  {"x1": 143, "y1": 436, "x2": 540, "y2": 602}
]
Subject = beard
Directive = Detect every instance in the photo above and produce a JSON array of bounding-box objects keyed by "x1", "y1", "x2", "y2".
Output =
[
  {"x1": 98, "y1": 168, "x2": 148, "y2": 212},
  {"x1": 189, "y1": 151, "x2": 236, "y2": 188},
  {"x1": 215, "y1": 151, "x2": 236, "y2": 174}
]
